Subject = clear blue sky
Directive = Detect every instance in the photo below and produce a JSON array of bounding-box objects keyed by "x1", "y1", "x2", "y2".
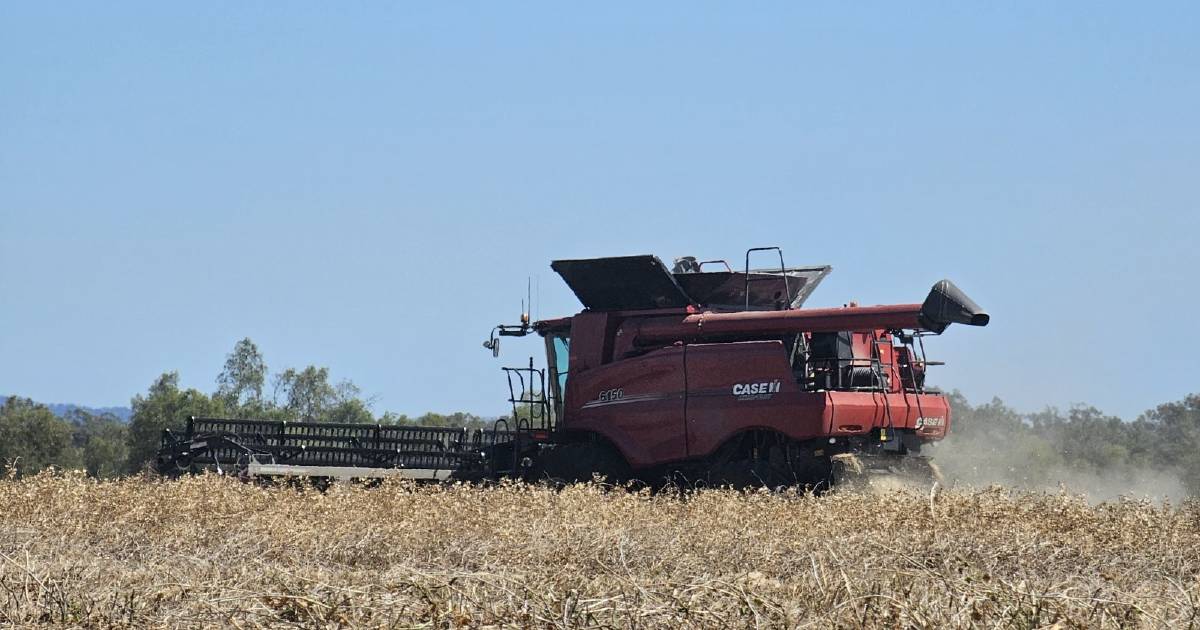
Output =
[{"x1": 2, "y1": 3, "x2": 1197, "y2": 420}]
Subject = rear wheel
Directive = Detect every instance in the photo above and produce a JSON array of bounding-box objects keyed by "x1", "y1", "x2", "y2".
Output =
[
  {"x1": 829, "y1": 453, "x2": 867, "y2": 490},
  {"x1": 705, "y1": 431, "x2": 831, "y2": 491},
  {"x1": 830, "y1": 454, "x2": 943, "y2": 492}
]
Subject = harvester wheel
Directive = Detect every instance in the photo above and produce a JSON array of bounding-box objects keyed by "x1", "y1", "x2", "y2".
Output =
[
  {"x1": 536, "y1": 442, "x2": 630, "y2": 487},
  {"x1": 704, "y1": 431, "x2": 807, "y2": 490},
  {"x1": 706, "y1": 458, "x2": 774, "y2": 490},
  {"x1": 830, "y1": 454, "x2": 943, "y2": 492},
  {"x1": 829, "y1": 453, "x2": 868, "y2": 490}
]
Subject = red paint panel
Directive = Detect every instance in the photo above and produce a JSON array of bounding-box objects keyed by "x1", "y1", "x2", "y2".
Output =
[
  {"x1": 894, "y1": 392, "x2": 952, "y2": 439},
  {"x1": 564, "y1": 346, "x2": 686, "y2": 468},
  {"x1": 568, "y1": 312, "x2": 612, "y2": 373},
  {"x1": 684, "y1": 341, "x2": 830, "y2": 458},
  {"x1": 824, "y1": 391, "x2": 952, "y2": 440}
]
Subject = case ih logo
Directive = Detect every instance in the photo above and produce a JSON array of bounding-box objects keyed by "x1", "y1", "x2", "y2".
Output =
[{"x1": 732, "y1": 380, "x2": 781, "y2": 401}]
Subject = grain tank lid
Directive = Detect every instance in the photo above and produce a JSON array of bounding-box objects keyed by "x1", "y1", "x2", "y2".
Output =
[
  {"x1": 550, "y1": 255, "x2": 694, "y2": 311},
  {"x1": 672, "y1": 265, "x2": 832, "y2": 311}
]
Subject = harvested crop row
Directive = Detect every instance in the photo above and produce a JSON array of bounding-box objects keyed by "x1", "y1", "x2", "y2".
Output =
[{"x1": 0, "y1": 472, "x2": 1197, "y2": 628}]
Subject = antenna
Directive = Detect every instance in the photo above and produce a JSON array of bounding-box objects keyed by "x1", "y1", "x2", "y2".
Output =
[{"x1": 520, "y1": 277, "x2": 531, "y2": 327}]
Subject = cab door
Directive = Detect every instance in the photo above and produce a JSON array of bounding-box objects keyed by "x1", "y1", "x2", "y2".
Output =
[{"x1": 544, "y1": 333, "x2": 571, "y2": 424}]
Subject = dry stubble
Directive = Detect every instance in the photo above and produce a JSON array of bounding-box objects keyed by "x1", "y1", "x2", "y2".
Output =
[{"x1": 0, "y1": 472, "x2": 1197, "y2": 628}]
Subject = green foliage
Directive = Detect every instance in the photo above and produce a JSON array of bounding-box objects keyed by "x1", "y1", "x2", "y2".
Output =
[
  {"x1": 0, "y1": 397, "x2": 80, "y2": 475},
  {"x1": 216, "y1": 337, "x2": 267, "y2": 412},
  {"x1": 269, "y1": 366, "x2": 366, "y2": 421},
  {"x1": 325, "y1": 398, "x2": 376, "y2": 425},
  {"x1": 67, "y1": 409, "x2": 129, "y2": 478},
  {"x1": 8, "y1": 338, "x2": 498, "y2": 476},
  {"x1": 126, "y1": 372, "x2": 225, "y2": 473},
  {"x1": 1138, "y1": 394, "x2": 1200, "y2": 491},
  {"x1": 213, "y1": 338, "x2": 491, "y2": 429},
  {"x1": 939, "y1": 391, "x2": 1200, "y2": 495},
  {"x1": 509, "y1": 391, "x2": 551, "y2": 427},
  {"x1": 381, "y1": 411, "x2": 488, "y2": 429}
]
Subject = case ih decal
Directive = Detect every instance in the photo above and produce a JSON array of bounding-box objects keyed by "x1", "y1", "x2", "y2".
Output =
[{"x1": 732, "y1": 380, "x2": 781, "y2": 401}]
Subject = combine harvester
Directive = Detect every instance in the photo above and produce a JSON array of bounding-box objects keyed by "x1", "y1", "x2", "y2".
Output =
[{"x1": 157, "y1": 247, "x2": 988, "y2": 489}]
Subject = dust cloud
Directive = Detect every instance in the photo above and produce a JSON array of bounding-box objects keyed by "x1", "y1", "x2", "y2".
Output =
[{"x1": 929, "y1": 434, "x2": 1187, "y2": 503}]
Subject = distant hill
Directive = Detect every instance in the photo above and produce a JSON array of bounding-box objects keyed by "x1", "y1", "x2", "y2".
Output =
[
  {"x1": 1, "y1": 396, "x2": 132, "y2": 422},
  {"x1": 45, "y1": 402, "x2": 133, "y2": 422}
]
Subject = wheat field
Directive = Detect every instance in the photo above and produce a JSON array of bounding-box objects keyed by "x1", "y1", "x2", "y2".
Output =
[{"x1": 0, "y1": 472, "x2": 1197, "y2": 628}]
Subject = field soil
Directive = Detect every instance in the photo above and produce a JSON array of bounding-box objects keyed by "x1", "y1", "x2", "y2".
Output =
[{"x1": 0, "y1": 472, "x2": 1198, "y2": 628}]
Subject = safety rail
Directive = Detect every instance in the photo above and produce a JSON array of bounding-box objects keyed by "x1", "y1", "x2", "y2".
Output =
[
  {"x1": 503, "y1": 358, "x2": 552, "y2": 432},
  {"x1": 801, "y1": 336, "x2": 936, "y2": 394},
  {"x1": 806, "y1": 356, "x2": 890, "y2": 391},
  {"x1": 743, "y1": 246, "x2": 792, "y2": 311}
]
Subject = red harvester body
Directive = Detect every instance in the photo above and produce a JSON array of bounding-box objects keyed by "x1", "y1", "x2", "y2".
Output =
[
  {"x1": 158, "y1": 247, "x2": 988, "y2": 489},
  {"x1": 498, "y1": 250, "x2": 989, "y2": 487}
]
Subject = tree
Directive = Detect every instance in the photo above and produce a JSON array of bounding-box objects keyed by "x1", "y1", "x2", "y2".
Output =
[
  {"x1": 272, "y1": 366, "x2": 336, "y2": 420},
  {"x1": 1138, "y1": 394, "x2": 1200, "y2": 493},
  {"x1": 408, "y1": 411, "x2": 487, "y2": 429},
  {"x1": 216, "y1": 338, "x2": 267, "y2": 414},
  {"x1": 936, "y1": 390, "x2": 1200, "y2": 494},
  {"x1": 126, "y1": 372, "x2": 225, "y2": 473},
  {"x1": 379, "y1": 411, "x2": 491, "y2": 429},
  {"x1": 326, "y1": 398, "x2": 375, "y2": 424},
  {"x1": 937, "y1": 393, "x2": 1064, "y2": 486},
  {"x1": 67, "y1": 409, "x2": 130, "y2": 479},
  {"x1": 271, "y1": 365, "x2": 372, "y2": 422},
  {"x1": 0, "y1": 397, "x2": 80, "y2": 475},
  {"x1": 377, "y1": 411, "x2": 411, "y2": 426},
  {"x1": 509, "y1": 390, "x2": 548, "y2": 427}
]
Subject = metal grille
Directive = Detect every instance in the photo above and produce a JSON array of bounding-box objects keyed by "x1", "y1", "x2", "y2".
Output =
[{"x1": 179, "y1": 417, "x2": 517, "y2": 472}]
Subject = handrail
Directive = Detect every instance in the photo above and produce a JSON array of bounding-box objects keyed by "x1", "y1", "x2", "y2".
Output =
[{"x1": 743, "y1": 246, "x2": 792, "y2": 311}]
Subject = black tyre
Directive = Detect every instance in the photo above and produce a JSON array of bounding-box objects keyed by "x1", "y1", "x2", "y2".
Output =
[{"x1": 536, "y1": 442, "x2": 630, "y2": 486}]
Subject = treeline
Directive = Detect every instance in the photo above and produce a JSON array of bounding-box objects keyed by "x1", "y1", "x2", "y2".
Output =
[
  {"x1": 1, "y1": 338, "x2": 488, "y2": 477},
  {"x1": 936, "y1": 391, "x2": 1200, "y2": 497},
  {"x1": 4, "y1": 338, "x2": 1199, "y2": 495},
  {"x1": 0, "y1": 399, "x2": 128, "y2": 478}
]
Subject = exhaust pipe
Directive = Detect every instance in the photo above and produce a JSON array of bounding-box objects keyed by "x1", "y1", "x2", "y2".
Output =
[{"x1": 919, "y1": 280, "x2": 989, "y2": 334}]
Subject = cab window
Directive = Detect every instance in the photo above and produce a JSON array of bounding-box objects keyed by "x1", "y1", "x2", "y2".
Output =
[
  {"x1": 545, "y1": 334, "x2": 570, "y2": 421},
  {"x1": 552, "y1": 335, "x2": 570, "y2": 395}
]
